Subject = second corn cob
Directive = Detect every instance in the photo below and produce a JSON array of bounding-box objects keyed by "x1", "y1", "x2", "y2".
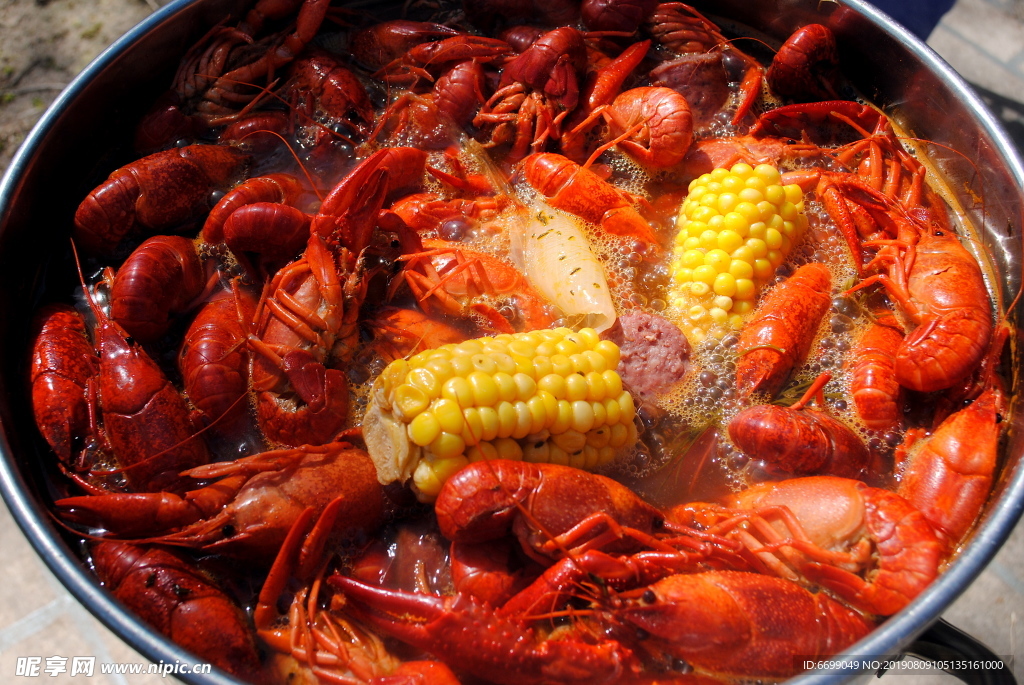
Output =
[
  {"x1": 669, "y1": 163, "x2": 809, "y2": 343},
  {"x1": 363, "y1": 327, "x2": 637, "y2": 501}
]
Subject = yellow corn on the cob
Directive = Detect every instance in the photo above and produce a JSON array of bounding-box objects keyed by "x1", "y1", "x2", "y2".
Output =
[
  {"x1": 363, "y1": 327, "x2": 637, "y2": 501},
  {"x1": 669, "y1": 163, "x2": 808, "y2": 343}
]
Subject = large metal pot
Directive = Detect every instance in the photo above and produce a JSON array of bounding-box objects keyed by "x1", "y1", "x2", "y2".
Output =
[{"x1": 0, "y1": 1, "x2": 1021, "y2": 683}]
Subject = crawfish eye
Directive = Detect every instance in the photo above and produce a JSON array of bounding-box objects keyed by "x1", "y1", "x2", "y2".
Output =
[
  {"x1": 221, "y1": 524, "x2": 236, "y2": 537},
  {"x1": 672, "y1": 658, "x2": 693, "y2": 674},
  {"x1": 635, "y1": 627, "x2": 649, "y2": 640},
  {"x1": 642, "y1": 589, "x2": 656, "y2": 604},
  {"x1": 652, "y1": 516, "x2": 664, "y2": 529},
  {"x1": 172, "y1": 584, "x2": 191, "y2": 598}
]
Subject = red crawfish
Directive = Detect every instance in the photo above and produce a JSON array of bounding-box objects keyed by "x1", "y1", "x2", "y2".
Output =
[
  {"x1": 735, "y1": 262, "x2": 832, "y2": 400},
  {"x1": 474, "y1": 27, "x2": 586, "y2": 162},
  {"x1": 58, "y1": 442, "x2": 384, "y2": 563},
  {"x1": 645, "y1": 2, "x2": 764, "y2": 126},
  {"x1": 678, "y1": 475, "x2": 943, "y2": 616},
  {"x1": 91, "y1": 541, "x2": 260, "y2": 679},
  {"x1": 73, "y1": 144, "x2": 249, "y2": 256},
  {"x1": 521, "y1": 152, "x2": 660, "y2": 245},
  {"x1": 847, "y1": 313, "x2": 905, "y2": 432},
  {"x1": 329, "y1": 568, "x2": 874, "y2": 683},
  {"x1": 178, "y1": 284, "x2": 259, "y2": 444},
  {"x1": 201, "y1": 173, "x2": 315, "y2": 276},
  {"x1": 84, "y1": 274, "x2": 210, "y2": 492},
  {"x1": 854, "y1": 196, "x2": 993, "y2": 393},
  {"x1": 29, "y1": 304, "x2": 98, "y2": 467},
  {"x1": 897, "y1": 380, "x2": 1004, "y2": 544},
  {"x1": 766, "y1": 24, "x2": 842, "y2": 102},
  {"x1": 728, "y1": 373, "x2": 873, "y2": 480},
  {"x1": 109, "y1": 235, "x2": 209, "y2": 343}
]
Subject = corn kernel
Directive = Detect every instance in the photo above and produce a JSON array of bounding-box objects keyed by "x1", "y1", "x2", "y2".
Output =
[
  {"x1": 466, "y1": 442, "x2": 498, "y2": 462},
  {"x1": 493, "y1": 371, "x2": 517, "y2": 403},
  {"x1": 577, "y1": 328, "x2": 600, "y2": 349},
  {"x1": 570, "y1": 353, "x2": 591, "y2": 375},
  {"x1": 712, "y1": 295, "x2": 733, "y2": 310},
  {"x1": 566, "y1": 373, "x2": 588, "y2": 402},
  {"x1": 699, "y1": 229, "x2": 720, "y2": 250},
  {"x1": 587, "y1": 426, "x2": 611, "y2": 449},
  {"x1": 494, "y1": 437, "x2": 523, "y2": 461},
  {"x1": 450, "y1": 354, "x2": 474, "y2": 377},
  {"x1": 717, "y1": 229, "x2": 744, "y2": 252},
  {"x1": 604, "y1": 396, "x2": 622, "y2": 425},
  {"x1": 432, "y1": 398, "x2": 465, "y2": 434},
  {"x1": 618, "y1": 391, "x2": 635, "y2": 418},
  {"x1": 765, "y1": 184, "x2": 786, "y2": 205},
  {"x1": 713, "y1": 272, "x2": 737, "y2": 297},
  {"x1": 583, "y1": 350, "x2": 607, "y2": 373},
  {"x1": 571, "y1": 400, "x2": 596, "y2": 433},
  {"x1": 552, "y1": 430, "x2": 587, "y2": 453},
  {"x1": 729, "y1": 259, "x2": 754, "y2": 280},
  {"x1": 551, "y1": 399, "x2": 573, "y2": 434},
  {"x1": 754, "y1": 164, "x2": 781, "y2": 185},
  {"x1": 568, "y1": 448, "x2": 587, "y2": 469},
  {"x1": 468, "y1": 371, "x2": 499, "y2": 406},
  {"x1": 591, "y1": 400, "x2": 607, "y2": 427},
  {"x1": 429, "y1": 431, "x2": 466, "y2": 460},
  {"x1": 536, "y1": 341, "x2": 556, "y2": 357},
  {"x1": 693, "y1": 265, "x2": 717, "y2": 284},
  {"x1": 461, "y1": 407, "x2": 484, "y2": 445},
  {"x1": 735, "y1": 278, "x2": 756, "y2": 300},
  {"x1": 753, "y1": 258, "x2": 774, "y2": 280},
  {"x1": 497, "y1": 400, "x2": 517, "y2": 438},
  {"x1": 608, "y1": 422, "x2": 629, "y2": 447},
  {"x1": 594, "y1": 340, "x2": 620, "y2": 368},
  {"x1": 731, "y1": 163, "x2": 754, "y2": 178},
  {"x1": 477, "y1": 406, "x2": 500, "y2": 441},
  {"x1": 747, "y1": 238, "x2": 768, "y2": 258},
  {"x1": 784, "y1": 183, "x2": 804, "y2": 204},
  {"x1": 527, "y1": 395, "x2": 548, "y2": 434},
  {"x1": 408, "y1": 411, "x2": 441, "y2": 447},
  {"x1": 510, "y1": 353, "x2": 535, "y2": 377},
  {"x1": 507, "y1": 340, "x2": 536, "y2": 358},
  {"x1": 538, "y1": 372, "x2": 567, "y2": 400},
  {"x1": 442, "y1": 376, "x2": 473, "y2": 407},
  {"x1": 704, "y1": 249, "x2": 731, "y2": 271},
  {"x1": 738, "y1": 187, "x2": 763, "y2": 204},
  {"x1": 394, "y1": 384, "x2": 429, "y2": 422},
  {"x1": 523, "y1": 440, "x2": 550, "y2": 463},
  {"x1": 413, "y1": 454, "x2": 468, "y2": 499},
  {"x1": 548, "y1": 445, "x2": 570, "y2": 466},
  {"x1": 550, "y1": 354, "x2": 573, "y2": 377},
  {"x1": 682, "y1": 249, "x2": 705, "y2": 268},
  {"x1": 513, "y1": 401, "x2": 534, "y2": 439},
  {"x1": 602, "y1": 370, "x2": 623, "y2": 397}
]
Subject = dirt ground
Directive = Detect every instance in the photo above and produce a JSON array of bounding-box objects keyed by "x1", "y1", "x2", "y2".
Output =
[{"x1": 0, "y1": 0, "x2": 169, "y2": 171}]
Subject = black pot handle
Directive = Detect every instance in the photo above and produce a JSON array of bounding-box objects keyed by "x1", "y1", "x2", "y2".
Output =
[{"x1": 878, "y1": 619, "x2": 1016, "y2": 684}]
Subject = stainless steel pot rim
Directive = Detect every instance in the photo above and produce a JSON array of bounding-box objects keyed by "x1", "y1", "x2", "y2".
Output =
[
  {"x1": 0, "y1": 3, "x2": 246, "y2": 681},
  {"x1": 0, "y1": 1, "x2": 1021, "y2": 684}
]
